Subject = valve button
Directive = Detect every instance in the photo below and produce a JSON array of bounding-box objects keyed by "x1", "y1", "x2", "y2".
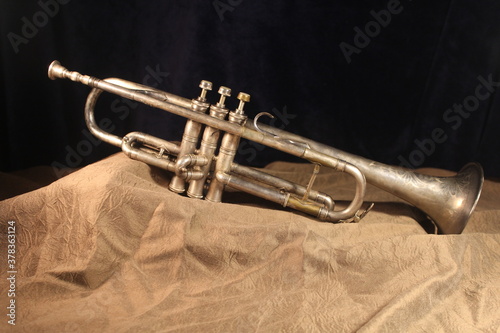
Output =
[{"x1": 237, "y1": 92, "x2": 250, "y2": 103}]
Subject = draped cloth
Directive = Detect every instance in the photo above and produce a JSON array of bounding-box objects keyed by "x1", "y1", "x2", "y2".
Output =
[{"x1": 1, "y1": 153, "x2": 499, "y2": 332}]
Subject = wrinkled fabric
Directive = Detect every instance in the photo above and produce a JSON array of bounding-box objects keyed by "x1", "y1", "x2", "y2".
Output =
[{"x1": 0, "y1": 153, "x2": 499, "y2": 332}]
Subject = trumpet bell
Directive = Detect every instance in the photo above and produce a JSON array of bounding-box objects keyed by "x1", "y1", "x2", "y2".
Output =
[{"x1": 418, "y1": 162, "x2": 483, "y2": 234}]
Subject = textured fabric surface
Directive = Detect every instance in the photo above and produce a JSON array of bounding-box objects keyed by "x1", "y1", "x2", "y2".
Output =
[{"x1": 0, "y1": 153, "x2": 499, "y2": 332}]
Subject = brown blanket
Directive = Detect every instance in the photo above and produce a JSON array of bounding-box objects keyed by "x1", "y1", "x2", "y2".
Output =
[{"x1": 1, "y1": 153, "x2": 499, "y2": 332}]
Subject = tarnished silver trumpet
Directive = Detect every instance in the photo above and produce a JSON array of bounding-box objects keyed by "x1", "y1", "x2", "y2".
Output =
[{"x1": 48, "y1": 60, "x2": 484, "y2": 234}]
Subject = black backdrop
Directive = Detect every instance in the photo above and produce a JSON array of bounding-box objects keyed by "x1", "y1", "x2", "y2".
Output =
[{"x1": 1, "y1": 0, "x2": 499, "y2": 177}]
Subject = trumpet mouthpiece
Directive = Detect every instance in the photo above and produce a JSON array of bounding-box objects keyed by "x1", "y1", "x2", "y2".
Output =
[{"x1": 48, "y1": 60, "x2": 66, "y2": 80}]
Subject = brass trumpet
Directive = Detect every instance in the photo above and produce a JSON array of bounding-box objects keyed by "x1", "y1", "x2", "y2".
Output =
[{"x1": 48, "y1": 60, "x2": 484, "y2": 234}]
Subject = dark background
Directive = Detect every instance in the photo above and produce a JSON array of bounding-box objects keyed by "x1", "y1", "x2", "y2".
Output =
[{"x1": 1, "y1": 0, "x2": 499, "y2": 177}]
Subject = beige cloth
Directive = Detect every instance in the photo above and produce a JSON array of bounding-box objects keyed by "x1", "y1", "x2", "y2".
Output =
[{"x1": 0, "y1": 153, "x2": 499, "y2": 332}]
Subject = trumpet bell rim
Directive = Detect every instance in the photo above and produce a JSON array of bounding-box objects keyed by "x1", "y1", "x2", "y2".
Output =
[{"x1": 436, "y1": 162, "x2": 484, "y2": 234}]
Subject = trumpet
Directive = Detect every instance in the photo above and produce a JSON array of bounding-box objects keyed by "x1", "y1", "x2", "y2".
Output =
[{"x1": 48, "y1": 60, "x2": 484, "y2": 234}]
